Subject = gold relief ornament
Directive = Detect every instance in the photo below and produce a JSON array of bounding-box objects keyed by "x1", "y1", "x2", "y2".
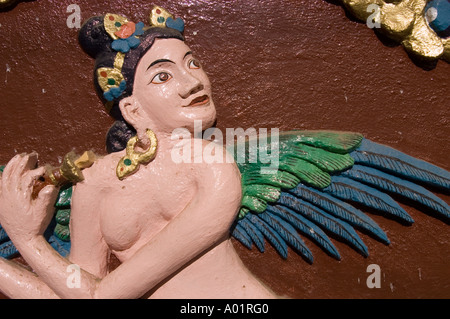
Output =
[
  {"x1": 104, "y1": 13, "x2": 133, "y2": 40},
  {"x1": 96, "y1": 14, "x2": 145, "y2": 112},
  {"x1": 31, "y1": 151, "x2": 97, "y2": 199},
  {"x1": 116, "y1": 129, "x2": 158, "y2": 180},
  {"x1": 97, "y1": 52, "x2": 126, "y2": 113},
  {"x1": 149, "y1": 5, "x2": 174, "y2": 28},
  {"x1": 0, "y1": 0, "x2": 18, "y2": 9},
  {"x1": 339, "y1": 0, "x2": 450, "y2": 62},
  {"x1": 149, "y1": 5, "x2": 185, "y2": 32}
]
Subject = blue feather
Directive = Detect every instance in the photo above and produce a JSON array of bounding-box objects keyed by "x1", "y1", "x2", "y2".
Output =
[
  {"x1": 288, "y1": 183, "x2": 390, "y2": 244},
  {"x1": 239, "y1": 216, "x2": 266, "y2": 253},
  {"x1": 246, "y1": 213, "x2": 289, "y2": 259},
  {"x1": 266, "y1": 204, "x2": 341, "y2": 260},
  {"x1": 325, "y1": 176, "x2": 414, "y2": 224},
  {"x1": 351, "y1": 139, "x2": 450, "y2": 191},
  {"x1": 0, "y1": 223, "x2": 70, "y2": 259},
  {"x1": 258, "y1": 211, "x2": 314, "y2": 263},
  {"x1": 47, "y1": 235, "x2": 71, "y2": 258},
  {"x1": 277, "y1": 193, "x2": 369, "y2": 257},
  {"x1": 0, "y1": 227, "x2": 9, "y2": 243},
  {"x1": 342, "y1": 165, "x2": 450, "y2": 220},
  {"x1": 231, "y1": 223, "x2": 253, "y2": 250},
  {"x1": 0, "y1": 240, "x2": 18, "y2": 259}
]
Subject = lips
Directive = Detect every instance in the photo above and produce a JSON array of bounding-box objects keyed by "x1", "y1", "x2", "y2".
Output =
[{"x1": 185, "y1": 95, "x2": 210, "y2": 107}]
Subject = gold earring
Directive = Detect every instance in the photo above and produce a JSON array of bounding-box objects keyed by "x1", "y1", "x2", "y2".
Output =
[{"x1": 116, "y1": 129, "x2": 158, "y2": 180}]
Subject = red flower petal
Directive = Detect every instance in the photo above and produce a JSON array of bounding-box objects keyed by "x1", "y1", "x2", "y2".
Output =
[{"x1": 115, "y1": 22, "x2": 136, "y2": 39}]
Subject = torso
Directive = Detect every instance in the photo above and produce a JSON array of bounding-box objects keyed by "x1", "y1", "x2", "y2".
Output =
[
  {"x1": 80, "y1": 142, "x2": 198, "y2": 261},
  {"x1": 72, "y1": 138, "x2": 277, "y2": 298}
]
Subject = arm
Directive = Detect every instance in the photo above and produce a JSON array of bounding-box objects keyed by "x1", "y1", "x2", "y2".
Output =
[
  {"x1": 68, "y1": 181, "x2": 110, "y2": 279},
  {"x1": 0, "y1": 154, "x2": 106, "y2": 298},
  {"x1": 0, "y1": 149, "x2": 242, "y2": 298},
  {"x1": 0, "y1": 258, "x2": 59, "y2": 299}
]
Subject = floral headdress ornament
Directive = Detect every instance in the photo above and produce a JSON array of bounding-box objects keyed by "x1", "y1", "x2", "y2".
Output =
[{"x1": 97, "y1": 6, "x2": 185, "y2": 110}]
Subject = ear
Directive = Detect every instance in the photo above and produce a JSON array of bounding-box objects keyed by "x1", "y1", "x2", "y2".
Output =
[
  {"x1": 118, "y1": 96, "x2": 145, "y2": 128},
  {"x1": 119, "y1": 96, "x2": 152, "y2": 149}
]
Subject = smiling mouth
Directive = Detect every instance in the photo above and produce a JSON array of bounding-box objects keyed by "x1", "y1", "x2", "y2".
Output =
[{"x1": 185, "y1": 95, "x2": 210, "y2": 107}]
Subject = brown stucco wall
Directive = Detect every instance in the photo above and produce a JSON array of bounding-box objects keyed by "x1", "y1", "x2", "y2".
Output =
[{"x1": 0, "y1": 0, "x2": 448, "y2": 298}]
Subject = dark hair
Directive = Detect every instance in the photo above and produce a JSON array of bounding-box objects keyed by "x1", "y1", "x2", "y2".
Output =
[{"x1": 78, "y1": 15, "x2": 184, "y2": 153}]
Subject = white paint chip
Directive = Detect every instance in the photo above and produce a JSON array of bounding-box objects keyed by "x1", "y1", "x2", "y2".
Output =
[{"x1": 5, "y1": 64, "x2": 11, "y2": 84}]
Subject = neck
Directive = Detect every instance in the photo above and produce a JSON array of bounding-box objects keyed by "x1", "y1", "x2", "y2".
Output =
[{"x1": 135, "y1": 126, "x2": 196, "y2": 153}]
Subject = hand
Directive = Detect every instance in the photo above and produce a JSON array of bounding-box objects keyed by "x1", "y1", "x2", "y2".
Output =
[{"x1": 0, "y1": 153, "x2": 59, "y2": 243}]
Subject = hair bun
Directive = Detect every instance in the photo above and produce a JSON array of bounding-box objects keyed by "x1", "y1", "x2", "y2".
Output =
[
  {"x1": 78, "y1": 16, "x2": 113, "y2": 58},
  {"x1": 106, "y1": 120, "x2": 136, "y2": 153}
]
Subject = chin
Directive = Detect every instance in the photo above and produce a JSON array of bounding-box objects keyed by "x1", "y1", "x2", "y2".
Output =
[{"x1": 179, "y1": 103, "x2": 217, "y2": 133}]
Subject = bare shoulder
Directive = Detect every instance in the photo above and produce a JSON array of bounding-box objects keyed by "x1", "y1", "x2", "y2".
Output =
[
  {"x1": 190, "y1": 139, "x2": 242, "y2": 196},
  {"x1": 80, "y1": 151, "x2": 123, "y2": 184},
  {"x1": 181, "y1": 140, "x2": 242, "y2": 228},
  {"x1": 71, "y1": 151, "x2": 123, "y2": 205}
]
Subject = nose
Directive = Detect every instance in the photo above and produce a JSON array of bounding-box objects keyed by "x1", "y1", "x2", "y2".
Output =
[{"x1": 178, "y1": 72, "x2": 204, "y2": 99}]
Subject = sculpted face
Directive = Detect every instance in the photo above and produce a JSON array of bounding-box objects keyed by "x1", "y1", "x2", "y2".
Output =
[{"x1": 129, "y1": 38, "x2": 216, "y2": 134}]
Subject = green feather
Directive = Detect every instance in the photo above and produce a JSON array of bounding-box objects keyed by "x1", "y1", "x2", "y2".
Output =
[
  {"x1": 240, "y1": 167, "x2": 300, "y2": 189},
  {"x1": 278, "y1": 156, "x2": 331, "y2": 189},
  {"x1": 244, "y1": 184, "x2": 281, "y2": 202},
  {"x1": 241, "y1": 195, "x2": 267, "y2": 213},
  {"x1": 55, "y1": 209, "x2": 71, "y2": 226},
  {"x1": 54, "y1": 224, "x2": 70, "y2": 242},
  {"x1": 234, "y1": 130, "x2": 364, "y2": 219},
  {"x1": 279, "y1": 130, "x2": 364, "y2": 154},
  {"x1": 282, "y1": 143, "x2": 355, "y2": 173},
  {"x1": 55, "y1": 185, "x2": 73, "y2": 208},
  {"x1": 238, "y1": 207, "x2": 250, "y2": 219}
]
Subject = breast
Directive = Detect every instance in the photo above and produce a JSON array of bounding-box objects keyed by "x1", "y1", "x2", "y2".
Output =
[{"x1": 97, "y1": 163, "x2": 196, "y2": 257}]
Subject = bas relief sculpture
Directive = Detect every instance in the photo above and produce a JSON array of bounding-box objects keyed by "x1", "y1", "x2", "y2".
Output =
[{"x1": 0, "y1": 4, "x2": 448, "y2": 299}]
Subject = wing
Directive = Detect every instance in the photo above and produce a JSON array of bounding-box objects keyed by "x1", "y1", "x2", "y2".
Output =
[
  {"x1": 48, "y1": 184, "x2": 72, "y2": 257},
  {"x1": 229, "y1": 130, "x2": 450, "y2": 263},
  {"x1": 0, "y1": 165, "x2": 71, "y2": 259},
  {"x1": 1, "y1": 131, "x2": 449, "y2": 263}
]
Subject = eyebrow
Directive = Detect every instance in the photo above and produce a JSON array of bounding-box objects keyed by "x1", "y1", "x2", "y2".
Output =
[
  {"x1": 147, "y1": 59, "x2": 174, "y2": 70},
  {"x1": 147, "y1": 52, "x2": 193, "y2": 70}
]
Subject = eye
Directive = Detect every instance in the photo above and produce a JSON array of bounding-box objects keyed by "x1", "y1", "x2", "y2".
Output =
[
  {"x1": 188, "y1": 59, "x2": 201, "y2": 69},
  {"x1": 151, "y1": 72, "x2": 172, "y2": 84}
]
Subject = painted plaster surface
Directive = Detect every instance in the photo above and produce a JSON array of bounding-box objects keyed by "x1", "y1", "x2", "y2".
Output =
[{"x1": 0, "y1": 1, "x2": 448, "y2": 298}]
